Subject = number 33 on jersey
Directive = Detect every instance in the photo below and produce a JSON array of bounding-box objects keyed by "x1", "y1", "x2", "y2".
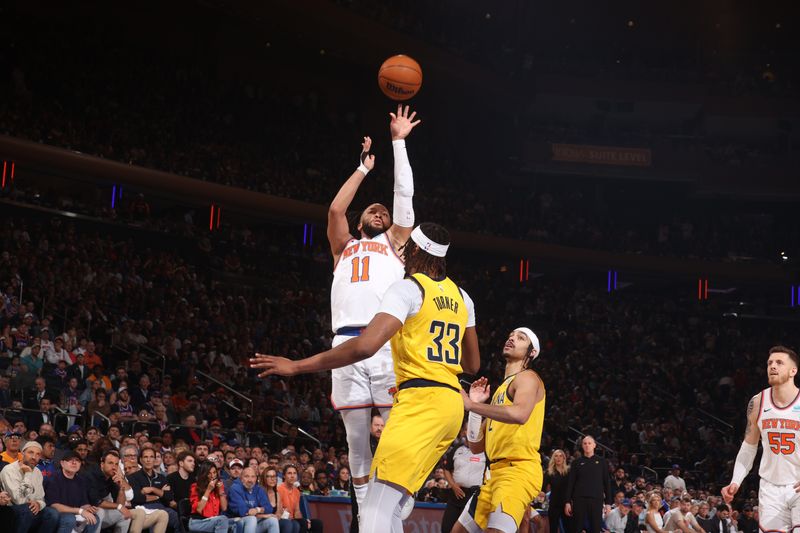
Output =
[{"x1": 391, "y1": 273, "x2": 470, "y2": 391}]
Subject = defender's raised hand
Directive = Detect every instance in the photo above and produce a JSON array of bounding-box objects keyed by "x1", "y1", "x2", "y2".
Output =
[
  {"x1": 390, "y1": 104, "x2": 421, "y2": 141},
  {"x1": 469, "y1": 376, "x2": 491, "y2": 404}
]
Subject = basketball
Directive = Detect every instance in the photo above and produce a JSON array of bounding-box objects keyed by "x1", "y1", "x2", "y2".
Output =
[{"x1": 378, "y1": 54, "x2": 422, "y2": 101}]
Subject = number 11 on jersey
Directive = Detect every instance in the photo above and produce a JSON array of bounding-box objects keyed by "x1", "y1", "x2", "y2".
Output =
[{"x1": 350, "y1": 256, "x2": 370, "y2": 283}]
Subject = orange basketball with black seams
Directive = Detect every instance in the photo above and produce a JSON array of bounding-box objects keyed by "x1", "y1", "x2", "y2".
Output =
[{"x1": 378, "y1": 55, "x2": 422, "y2": 101}]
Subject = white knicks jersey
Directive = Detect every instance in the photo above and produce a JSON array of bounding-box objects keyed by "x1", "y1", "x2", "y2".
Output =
[
  {"x1": 758, "y1": 387, "x2": 800, "y2": 485},
  {"x1": 331, "y1": 232, "x2": 405, "y2": 332}
]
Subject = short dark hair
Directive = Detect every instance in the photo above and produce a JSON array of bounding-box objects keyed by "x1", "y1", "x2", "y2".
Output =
[
  {"x1": 101, "y1": 450, "x2": 120, "y2": 463},
  {"x1": 36, "y1": 435, "x2": 55, "y2": 447},
  {"x1": 177, "y1": 450, "x2": 196, "y2": 464},
  {"x1": 716, "y1": 504, "x2": 729, "y2": 513},
  {"x1": 770, "y1": 346, "x2": 799, "y2": 367}
]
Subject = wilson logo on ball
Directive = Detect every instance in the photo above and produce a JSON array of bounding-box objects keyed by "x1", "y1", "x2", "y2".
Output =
[{"x1": 378, "y1": 54, "x2": 422, "y2": 101}]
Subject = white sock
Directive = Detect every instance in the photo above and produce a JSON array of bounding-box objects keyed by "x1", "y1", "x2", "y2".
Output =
[{"x1": 354, "y1": 482, "x2": 369, "y2": 507}]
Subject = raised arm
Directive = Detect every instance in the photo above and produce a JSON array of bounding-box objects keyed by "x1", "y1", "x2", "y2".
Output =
[
  {"x1": 387, "y1": 105, "x2": 421, "y2": 250},
  {"x1": 721, "y1": 392, "x2": 762, "y2": 503},
  {"x1": 250, "y1": 312, "x2": 402, "y2": 377},
  {"x1": 465, "y1": 378, "x2": 488, "y2": 454},
  {"x1": 463, "y1": 372, "x2": 542, "y2": 425},
  {"x1": 328, "y1": 137, "x2": 375, "y2": 264}
]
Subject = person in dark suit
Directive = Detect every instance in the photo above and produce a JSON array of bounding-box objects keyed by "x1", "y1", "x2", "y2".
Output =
[
  {"x1": 26, "y1": 377, "x2": 59, "y2": 410},
  {"x1": 129, "y1": 374, "x2": 152, "y2": 411},
  {"x1": 67, "y1": 353, "x2": 90, "y2": 387},
  {"x1": 565, "y1": 436, "x2": 613, "y2": 533},
  {"x1": 27, "y1": 397, "x2": 57, "y2": 432}
]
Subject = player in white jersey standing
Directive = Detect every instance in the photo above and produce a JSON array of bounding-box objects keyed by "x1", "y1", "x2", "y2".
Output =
[
  {"x1": 722, "y1": 345, "x2": 800, "y2": 532},
  {"x1": 327, "y1": 105, "x2": 420, "y2": 512}
]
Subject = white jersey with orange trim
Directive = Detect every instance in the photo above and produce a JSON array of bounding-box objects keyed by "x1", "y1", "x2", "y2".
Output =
[
  {"x1": 331, "y1": 231, "x2": 405, "y2": 332},
  {"x1": 757, "y1": 387, "x2": 800, "y2": 486}
]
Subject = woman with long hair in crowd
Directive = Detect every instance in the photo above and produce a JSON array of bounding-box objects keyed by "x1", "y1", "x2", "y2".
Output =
[
  {"x1": 189, "y1": 460, "x2": 230, "y2": 533},
  {"x1": 332, "y1": 466, "x2": 350, "y2": 491},
  {"x1": 645, "y1": 490, "x2": 667, "y2": 533},
  {"x1": 261, "y1": 467, "x2": 299, "y2": 533},
  {"x1": 544, "y1": 449, "x2": 571, "y2": 533}
]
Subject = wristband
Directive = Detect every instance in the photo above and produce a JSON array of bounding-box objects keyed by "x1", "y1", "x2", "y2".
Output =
[
  {"x1": 467, "y1": 411, "x2": 483, "y2": 442},
  {"x1": 357, "y1": 163, "x2": 370, "y2": 176},
  {"x1": 117, "y1": 504, "x2": 123, "y2": 511},
  {"x1": 78, "y1": 509, "x2": 83, "y2": 516},
  {"x1": 201, "y1": 496, "x2": 209, "y2": 501}
]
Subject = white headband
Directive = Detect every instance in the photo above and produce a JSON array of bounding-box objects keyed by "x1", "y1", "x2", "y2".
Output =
[
  {"x1": 410, "y1": 226, "x2": 449, "y2": 258},
  {"x1": 514, "y1": 327, "x2": 541, "y2": 360}
]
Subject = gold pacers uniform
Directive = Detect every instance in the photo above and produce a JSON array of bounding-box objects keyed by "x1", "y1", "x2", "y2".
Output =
[
  {"x1": 471, "y1": 370, "x2": 545, "y2": 529},
  {"x1": 370, "y1": 273, "x2": 468, "y2": 493}
]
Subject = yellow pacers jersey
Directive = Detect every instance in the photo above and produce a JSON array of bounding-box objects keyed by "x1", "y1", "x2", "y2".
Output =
[
  {"x1": 486, "y1": 371, "x2": 545, "y2": 463},
  {"x1": 390, "y1": 273, "x2": 468, "y2": 390}
]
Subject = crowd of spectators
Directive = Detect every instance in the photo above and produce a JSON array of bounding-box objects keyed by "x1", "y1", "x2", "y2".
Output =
[
  {"x1": 0, "y1": 206, "x2": 787, "y2": 525},
  {"x1": 0, "y1": 7, "x2": 795, "y2": 531},
  {"x1": 1, "y1": 9, "x2": 798, "y2": 263}
]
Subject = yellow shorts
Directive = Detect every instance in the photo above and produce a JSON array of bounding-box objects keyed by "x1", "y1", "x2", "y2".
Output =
[
  {"x1": 471, "y1": 459, "x2": 542, "y2": 530},
  {"x1": 370, "y1": 385, "x2": 463, "y2": 493}
]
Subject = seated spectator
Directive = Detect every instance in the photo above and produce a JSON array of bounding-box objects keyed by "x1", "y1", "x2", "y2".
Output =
[
  {"x1": 312, "y1": 471, "x2": 329, "y2": 497},
  {"x1": 87, "y1": 388, "x2": 111, "y2": 420},
  {"x1": 189, "y1": 461, "x2": 230, "y2": 533},
  {"x1": 0, "y1": 440, "x2": 60, "y2": 533},
  {"x1": 278, "y1": 465, "x2": 322, "y2": 533},
  {"x1": 119, "y1": 444, "x2": 140, "y2": 473},
  {"x1": 43, "y1": 450, "x2": 102, "y2": 533},
  {"x1": 228, "y1": 466, "x2": 279, "y2": 533},
  {"x1": 130, "y1": 374, "x2": 153, "y2": 411},
  {"x1": 167, "y1": 451, "x2": 197, "y2": 504},
  {"x1": 35, "y1": 435, "x2": 57, "y2": 479},
  {"x1": 298, "y1": 470, "x2": 315, "y2": 495},
  {"x1": 20, "y1": 342, "x2": 44, "y2": 376},
  {"x1": 67, "y1": 353, "x2": 90, "y2": 387},
  {"x1": 331, "y1": 467, "x2": 350, "y2": 491},
  {"x1": 86, "y1": 364, "x2": 112, "y2": 392},
  {"x1": 224, "y1": 458, "x2": 244, "y2": 492},
  {"x1": 26, "y1": 377, "x2": 58, "y2": 408},
  {"x1": 129, "y1": 447, "x2": 181, "y2": 531},
  {"x1": 260, "y1": 467, "x2": 298, "y2": 533},
  {"x1": 193, "y1": 443, "x2": 210, "y2": 463},
  {"x1": 111, "y1": 387, "x2": 137, "y2": 420},
  {"x1": 88, "y1": 449, "x2": 169, "y2": 533},
  {"x1": 44, "y1": 336, "x2": 71, "y2": 366},
  {"x1": 27, "y1": 397, "x2": 55, "y2": 432},
  {"x1": 82, "y1": 342, "x2": 103, "y2": 370},
  {"x1": 0, "y1": 431, "x2": 24, "y2": 464}
]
